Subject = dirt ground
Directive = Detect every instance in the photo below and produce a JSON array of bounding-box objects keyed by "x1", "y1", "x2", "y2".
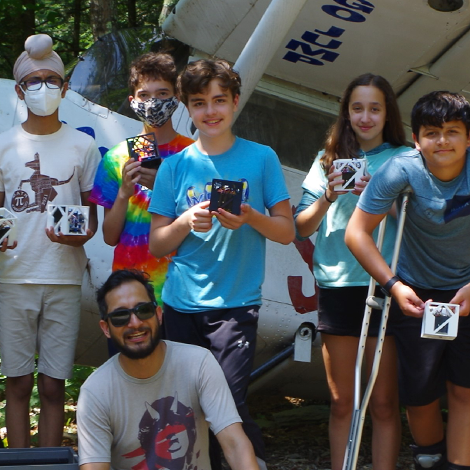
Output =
[{"x1": 246, "y1": 395, "x2": 417, "y2": 470}]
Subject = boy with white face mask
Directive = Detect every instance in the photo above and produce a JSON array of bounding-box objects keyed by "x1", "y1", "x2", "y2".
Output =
[
  {"x1": 20, "y1": 73, "x2": 64, "y2": 117},
  {"x1": 0, "y1": 34, "x2": 100, "y2": 447},
  {"x1": 90, "y1": 52, "x2": 193, "y2": 314}
]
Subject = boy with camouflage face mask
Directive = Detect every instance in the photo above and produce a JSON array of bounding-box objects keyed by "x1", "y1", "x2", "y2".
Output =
[{"x1": 90, "y1": 53, "x2": 193, "y2": 319}]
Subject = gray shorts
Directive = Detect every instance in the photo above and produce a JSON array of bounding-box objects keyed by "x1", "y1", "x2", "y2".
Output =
[{"x1": 0, "y1": 283, "x2": 81, "y2": 379}]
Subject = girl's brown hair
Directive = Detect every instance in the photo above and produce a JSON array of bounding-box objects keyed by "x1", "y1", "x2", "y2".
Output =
[{"x1": 320, "y1": 73, "x2": 406, "y2": 173}]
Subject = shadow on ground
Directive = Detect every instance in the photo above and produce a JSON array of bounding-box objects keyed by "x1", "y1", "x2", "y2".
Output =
[{"x1": 246, "y1": 395, "x2": 416, "y2": 470}]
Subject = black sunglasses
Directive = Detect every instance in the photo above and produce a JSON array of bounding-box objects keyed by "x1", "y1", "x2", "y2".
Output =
[{"x1": 104, "y1": 301, "x2": 156, "y2": 327}]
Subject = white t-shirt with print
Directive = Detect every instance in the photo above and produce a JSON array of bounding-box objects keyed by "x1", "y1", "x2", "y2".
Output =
[{"x1": 0, "y1": 123, "x2": 100, "y2": 284}]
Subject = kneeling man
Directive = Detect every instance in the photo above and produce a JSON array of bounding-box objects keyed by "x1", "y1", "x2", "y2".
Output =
[{"x1": 77, "y1": 269, "x2": 259, "y2": 470}]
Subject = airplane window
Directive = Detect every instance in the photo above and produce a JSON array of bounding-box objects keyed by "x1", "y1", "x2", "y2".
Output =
[
  {"x1": 428, "y1": 0, "x2": 463, "y2": 12},
  {"x1": 233, "y1": 91, "x2": 335, "y2": 172}
]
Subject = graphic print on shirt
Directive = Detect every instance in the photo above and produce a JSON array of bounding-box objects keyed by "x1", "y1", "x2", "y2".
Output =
[
  {"x1": 444, "y1": 194, "x2": 470, "y2": 223},
  {"x1": 11, "y1": 153, "x2": 75, "y2": 213},
  {"x1": 186, "y1": 178, "x2": 249, "y2": 208},
  {"x1": 123, "y1": 394, "x2": 199, "y2": 470}
]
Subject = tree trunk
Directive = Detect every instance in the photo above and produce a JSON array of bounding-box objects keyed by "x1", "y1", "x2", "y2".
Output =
[
  {"x1": 90, "y1": 0, "x2": 116, "y2": 41},
  {"x1": 21, "y1": 0, "x2": 36, "y2": 39},
  {"x1": 8, "y1": 0, "x2": 36, "y2": 64},
  {"x1": 128, "y1": 0, "x2": 136, "y2": 28},
  {"x1": 72, "y1": 0, "x2": 81, "y2": 57}
]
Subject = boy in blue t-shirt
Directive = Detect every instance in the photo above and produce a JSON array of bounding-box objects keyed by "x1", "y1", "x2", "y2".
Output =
[
  {"x1": 148, "y1": 59, "x2": 295, "y2": 470},
  {"x1": 345, "y1": 91, "x2": 470, "y2": 470}
]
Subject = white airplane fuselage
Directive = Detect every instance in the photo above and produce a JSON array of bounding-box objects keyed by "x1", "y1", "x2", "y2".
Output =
[{"x1": 3, "y1": 0, "x2": 470, "y2": 399}]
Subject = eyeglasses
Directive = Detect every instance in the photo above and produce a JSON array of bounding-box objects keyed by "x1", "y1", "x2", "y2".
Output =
[
  {"x1": 104, "y1": 302, "x2": 156, "y2": 327},
  {"x1": 20, "y1": 77, "x2": 64, "y2": 92}
]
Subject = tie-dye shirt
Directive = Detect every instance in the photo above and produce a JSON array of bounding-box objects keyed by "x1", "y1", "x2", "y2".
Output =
[{"x1": 90, "y1": 134, "x2": 194, "y2": 301}]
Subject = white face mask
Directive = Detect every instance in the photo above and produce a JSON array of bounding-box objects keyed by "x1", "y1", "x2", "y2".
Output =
[{"x1": 23, "y1": 85, "x2": 63, "y2": 117}]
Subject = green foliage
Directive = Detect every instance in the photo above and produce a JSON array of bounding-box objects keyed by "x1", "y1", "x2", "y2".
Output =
[
  {"x1": 0, "y1": 0, "x2": 166, "y2": 79},
  {"x1": 0, "y1": 363, "x2": 95, "y2": 440},
  {"x1": 65, "y1": 364, "x2": 95, "y2": 402},
  {"x1": 0, "y1": 375, "x2": 5, "y2": 429}
]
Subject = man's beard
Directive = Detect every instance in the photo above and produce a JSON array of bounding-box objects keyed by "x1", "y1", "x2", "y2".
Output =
[{"x1": 109, "y1": 323, "x2": 162, "y2": 359}]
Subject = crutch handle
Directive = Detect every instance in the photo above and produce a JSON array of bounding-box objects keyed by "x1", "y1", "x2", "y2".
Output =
[{"x1": 366, "y1": 296, "x2": 385, "y2": 310}]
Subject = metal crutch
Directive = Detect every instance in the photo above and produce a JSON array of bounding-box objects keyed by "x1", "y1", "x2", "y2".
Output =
[{"x1": 342, "y1": 189, "x2": 411, "y2": 470}]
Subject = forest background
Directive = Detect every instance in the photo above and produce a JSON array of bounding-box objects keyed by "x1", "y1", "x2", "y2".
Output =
[{"x1": 0, "y1": 0, "x2": 176, "y2": 79}]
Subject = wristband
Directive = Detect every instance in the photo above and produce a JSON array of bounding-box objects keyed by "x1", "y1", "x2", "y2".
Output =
[
  {"x1": 324, "y1": 191, "x2": 335, "y2": 204},
  {"x1": 380, "y1": 275, "x2": 400, "y2": 297}
]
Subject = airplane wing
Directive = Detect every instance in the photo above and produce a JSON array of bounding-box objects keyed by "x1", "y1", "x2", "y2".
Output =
[
  {"x1": 164, "y1": 0, "x2": 470, "y2": 130},
  {"x1": 157, "y1": 0, "x2": 470, "y2": 398},
  {"x1": 9, "y1": 0, "x2": 462, "y2": 396}
]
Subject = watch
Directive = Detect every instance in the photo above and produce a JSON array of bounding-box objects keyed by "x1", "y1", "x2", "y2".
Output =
[{"x1": 380, "y1": 276, "x2": 400, "y2": 297}]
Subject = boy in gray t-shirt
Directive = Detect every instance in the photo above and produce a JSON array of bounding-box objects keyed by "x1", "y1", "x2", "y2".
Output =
[{"x1": 345, "y1": 91, "x2": 470, "y2": 470}]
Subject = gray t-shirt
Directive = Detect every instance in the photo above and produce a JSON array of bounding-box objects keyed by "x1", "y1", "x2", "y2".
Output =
[
  {"x1": 357, "y1": 149, "x2": 470, "y2": 289},
  {"x1": 77, "y1": 341, "x2": 241, "y2": 470}
]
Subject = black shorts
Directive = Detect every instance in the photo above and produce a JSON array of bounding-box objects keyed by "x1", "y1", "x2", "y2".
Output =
[
  {"x1": 162, "y1": 303, "x2": 265, "y2": 460},
  {"x1": 317, "y1": 285, "x2": 391, "y2": 337},
  {"x1": 390, "y1": 284, "x2": 470, "y2": 406}
]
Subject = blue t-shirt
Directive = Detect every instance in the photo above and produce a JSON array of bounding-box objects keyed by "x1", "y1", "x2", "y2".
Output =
[
  {"x1": 295, "y1": 143, "x2": 411, "y2": 287},
  {"x1": 149, "y1": 137, "x2": 290, "y2": 312},
  {"x1": 358, "y1": 149, "x2": 470, "y2": 289}
]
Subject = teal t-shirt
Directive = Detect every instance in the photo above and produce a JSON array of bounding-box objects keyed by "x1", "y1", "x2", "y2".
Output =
[
  {"x1": 149, "y1": 137, "x2": 290, "y2": 312},
  {"x1": 296, "y1": 143, "x2": 411, "y2": 288}
]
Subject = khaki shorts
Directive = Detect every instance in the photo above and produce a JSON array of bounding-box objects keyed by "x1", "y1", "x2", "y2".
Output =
[{"x1": 0, "y1": 283, "x2": 81, "y2": 379}]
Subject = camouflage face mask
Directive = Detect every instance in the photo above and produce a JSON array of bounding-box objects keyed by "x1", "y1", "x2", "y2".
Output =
[{"x1": 130, "y1": 96, "x2": 179, "y2": 128}]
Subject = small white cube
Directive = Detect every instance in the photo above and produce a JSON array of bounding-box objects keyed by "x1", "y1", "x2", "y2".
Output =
[
  {"x1": 421, "y1": 302, "x2": 459, "y2": 340},
  {"x1": 46, "y1": 204, "x2": 89, "y2": 235},
  {"x1": 0, "y1": 208, "x2": 17, "y2": 246},
  {"x1": 333, "y1": 158, "x2": 367, "y2": 191}
]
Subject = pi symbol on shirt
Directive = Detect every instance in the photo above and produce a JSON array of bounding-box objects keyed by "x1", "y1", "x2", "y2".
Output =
[{"x1": 11, "y1": 190, "x2": 30, "y2": 212}]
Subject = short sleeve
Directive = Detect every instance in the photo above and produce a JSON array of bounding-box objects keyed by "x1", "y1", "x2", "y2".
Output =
[
  {"x1": 77, "y1": 388, "x2": 113, "y2": 465},
  {"x1": 79, "y1": 138, "x2": 101, "y2": 193},
  {"x1": 262, "y1": 147, "x2": 290, "y2": 209},
  {"x1": 197, "y1": 352, "x2": 241, "y2": 435},
  {"x1": 357, "y1": 157, "x2": 410, "y2": 214},
  {"x1": 301, "y1": 151, "x2": 327, "y2": 199}
]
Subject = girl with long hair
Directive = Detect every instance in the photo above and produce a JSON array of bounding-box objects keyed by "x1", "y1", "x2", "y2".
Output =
[{"x1": 295, "y1": 73, "x2": 410, "y2": 470}]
